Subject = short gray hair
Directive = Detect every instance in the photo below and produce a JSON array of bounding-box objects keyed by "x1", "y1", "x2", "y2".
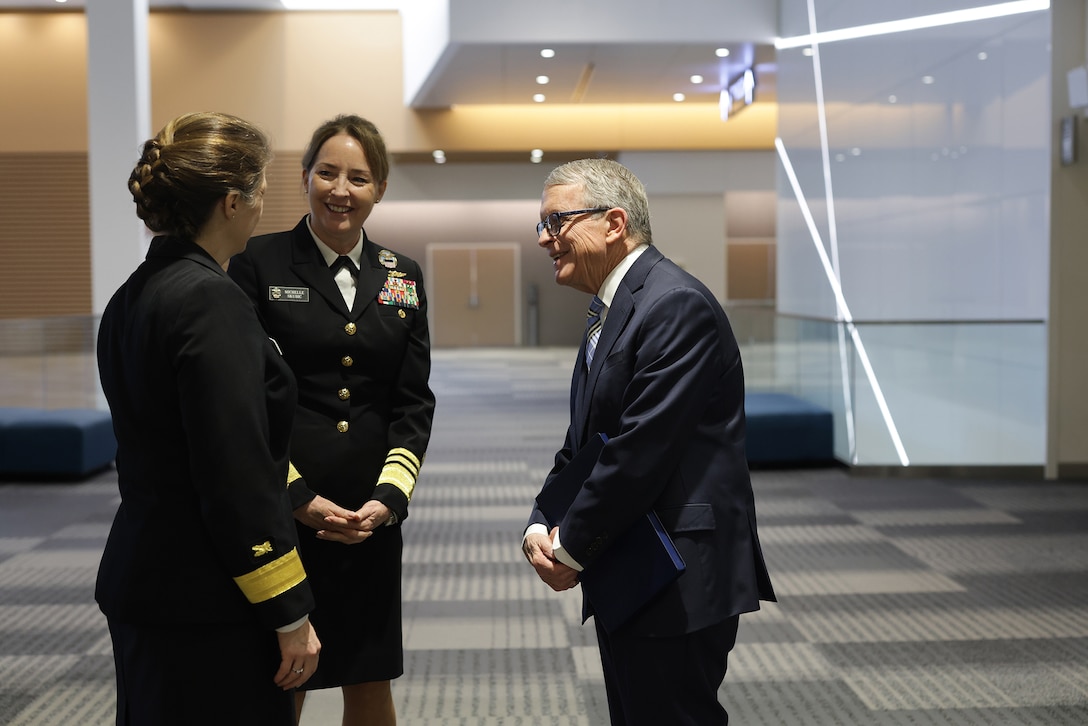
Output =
[{"x1": 544, "y1": 158, "x2": 652, "y2": 244}]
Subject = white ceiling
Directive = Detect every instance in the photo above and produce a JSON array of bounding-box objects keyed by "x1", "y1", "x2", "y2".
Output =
[{"x1": 3, "y1": 0, "x2": 778, "y2": 110}]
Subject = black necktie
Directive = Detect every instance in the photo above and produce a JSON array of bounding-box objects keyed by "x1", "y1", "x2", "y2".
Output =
[
  {"x1": 585, "y1": 296, "x2": 604, "y2": 369},
  {"x1": 331, "y1": 255, "x2": 357, "y2": 277}
]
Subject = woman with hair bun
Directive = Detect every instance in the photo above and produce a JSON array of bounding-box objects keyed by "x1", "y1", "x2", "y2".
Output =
[{"x1": 96, "y1": 111, "x2": 321, "y2": 726}]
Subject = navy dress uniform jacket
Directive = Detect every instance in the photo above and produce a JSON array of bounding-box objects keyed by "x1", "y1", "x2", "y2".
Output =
[
  {"x1": 227, "y1": 217, "x2": 435, "y2": 518},
  {"x1": 96, "y1": 236, "x2": 313, "y2": 631},
  {"x1": 529, "y1": 245, "x2": 775, "y2": 637}
]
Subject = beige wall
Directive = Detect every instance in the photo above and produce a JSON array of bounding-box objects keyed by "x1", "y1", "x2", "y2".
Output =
[
  {"x1": 0, "y1": 13, "x2": 88, "y2": 153},
  {"x1": 0, "y1": 10, "x2": 775, "y2": 343},
  {"x1": 0, "y1": 10, "x2": 775, "y2": 155},
  {"x1": 1047, "y1": 1, "x2": 1088, "y2": 476}
]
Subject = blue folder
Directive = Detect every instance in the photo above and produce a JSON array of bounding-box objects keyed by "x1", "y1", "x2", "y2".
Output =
[{"x1": 535, "y1": 433, "x2": 686, "y2": 633}]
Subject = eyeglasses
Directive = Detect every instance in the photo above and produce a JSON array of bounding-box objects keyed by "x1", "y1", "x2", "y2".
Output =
[{"x1": 536, "y1": 207, "x2": 610, "y2": 237}]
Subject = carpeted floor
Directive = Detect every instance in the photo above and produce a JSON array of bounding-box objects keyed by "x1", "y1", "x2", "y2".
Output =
[{"x1": 1, "y1": 348, "x2": 1086, "y2": 725}]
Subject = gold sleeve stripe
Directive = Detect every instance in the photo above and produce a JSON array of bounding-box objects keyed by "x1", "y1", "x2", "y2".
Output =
[
  {"x1": 233, "y1": 547, "x2": 307, "y2": 604},
  {"x1": 287, "y1": 462, "x2": 302, "y2": 487},
  {"x1": 379, "y1": 448, "x2": 422, "y2": 502}
]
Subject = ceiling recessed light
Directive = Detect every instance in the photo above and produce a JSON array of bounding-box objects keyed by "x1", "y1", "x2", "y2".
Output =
[
  {"x1": 922, "y1": 75, "x2": 935, "y2": 84},
  {"x1": 690, "y1": 75, "x2": 704, "y2": 84},
  {"x1": 977, "y1": 51, "x2": 988, "y2": 60},
  {"x1": 715, "y1": 48, "x2": 730, "y2": 58},
  {"x1": 540, "y1": 49, "x2": 555, "y2": 59},
  {"x1": 888, "y1": 94, "x2": 898, "y2": 103},
  {"x1": 536, "y1": 75, "x2": 549, "y2": 85},
  {"x1": 432, "y1": 150, "x2": 446, "y2": 164},
  {"x1": 530, "y1": 149, "x2": 544, "y2": 163},
  {"x1": 802, "y1": 47, "x2": 814, "y2": 57},
  {"x1": 673, "y1": 93, "x2": 686, "y2": 102},
  {"x1": 533, "y1": 93, "x2": 546, "y2": 103}
]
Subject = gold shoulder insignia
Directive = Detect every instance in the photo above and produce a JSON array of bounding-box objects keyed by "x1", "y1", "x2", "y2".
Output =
[{"x1": 252, "y1": 541, "x2": 273, "y2": 557}]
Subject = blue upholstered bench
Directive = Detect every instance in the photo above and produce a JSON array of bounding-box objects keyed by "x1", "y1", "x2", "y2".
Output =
[
  {"x1": 0, "y1": 407, "x2": 117, "y2": 479},
  {"x1": 744, "y1": 392, "x2": 835, "y2": 465}
]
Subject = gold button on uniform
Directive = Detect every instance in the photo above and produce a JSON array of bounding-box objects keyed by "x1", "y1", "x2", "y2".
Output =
[
  {"x1": 398, "y1": 309, "x2": 406, "y2": 319},
  {"x1": 341, "y1": 355, "x2": 353, "y2": 367},
  {"x1": 344, "y1": 322, "x2": 357, "y2": 335},
  {"x1": 336, "y1": 421, "x2": 349, "y2": 433},
  {"x1": 338, "y1": 388, "x2": 351, "y2": 400}
]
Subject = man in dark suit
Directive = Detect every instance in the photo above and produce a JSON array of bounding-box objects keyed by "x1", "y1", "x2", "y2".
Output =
[{"x1": 522, "y1": 158, "x2": 776, "y2": 725}]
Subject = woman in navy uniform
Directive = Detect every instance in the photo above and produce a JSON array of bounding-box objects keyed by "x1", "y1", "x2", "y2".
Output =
[
  {"x1": 229, "y1": 114, "x2": 435, "y2": 726},
  {"x1": 97, "y1": 112, "x2": 320, "y2": 726}
]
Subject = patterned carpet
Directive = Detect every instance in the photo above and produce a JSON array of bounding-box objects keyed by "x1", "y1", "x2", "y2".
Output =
[{"x1": 1, "y1": 348, "x2": 1086, "y2": 725}]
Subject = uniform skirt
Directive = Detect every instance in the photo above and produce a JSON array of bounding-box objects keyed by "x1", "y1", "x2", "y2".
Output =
[{"x1": 296, "y1": 521, "x2": 404, "y2": 690}]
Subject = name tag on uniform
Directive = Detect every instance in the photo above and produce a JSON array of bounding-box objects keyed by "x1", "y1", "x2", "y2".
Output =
[
  {"x1": 268, "y1": 286, "x2": 309, "y2": 302},
  {"x1": 378, "y1": 277, "x2": 419, "y2": 309}
]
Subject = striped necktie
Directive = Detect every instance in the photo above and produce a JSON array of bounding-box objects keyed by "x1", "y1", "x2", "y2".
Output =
[{"x1": 585, "y1": 295, "x2": 604, "y2": 369}]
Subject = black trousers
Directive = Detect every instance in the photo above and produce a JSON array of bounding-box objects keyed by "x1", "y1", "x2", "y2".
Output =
[
  {"x1": 594, "y1": 615, "x2": 741, "y2": 726},
  {"x1": 108, "y1": 618, "x2": 295, "y2": 726}
]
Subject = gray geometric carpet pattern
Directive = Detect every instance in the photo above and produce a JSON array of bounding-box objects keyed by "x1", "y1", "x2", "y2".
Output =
[{"x1": 1, "y1": 347, "x2": 1087, "y2": 725}]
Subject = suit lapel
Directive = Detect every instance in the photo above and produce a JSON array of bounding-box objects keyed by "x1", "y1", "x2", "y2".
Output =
[
  {"x1": 287, "y1": 220, "x2": 352, "y2": 315},
  {"x1": 576, "y1": 246, "x2": 662, "y2": 438},
  {"x1": 353, "y1": 238, "x2": 388, "y2": 321}
]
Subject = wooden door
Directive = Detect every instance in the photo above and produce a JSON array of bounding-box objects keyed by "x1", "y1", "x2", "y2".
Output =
[{"x1": 426, "y1": 244, "x2": 520, "y2": 347}]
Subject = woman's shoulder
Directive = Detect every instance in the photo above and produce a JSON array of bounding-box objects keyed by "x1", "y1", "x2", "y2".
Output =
[{"x1": 242, "y1": 217, "x2": 308, "y2": 258}]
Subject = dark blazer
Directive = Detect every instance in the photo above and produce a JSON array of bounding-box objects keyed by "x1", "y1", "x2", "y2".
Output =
[
  {"x1": 530, "y1": 245, "x2": 775, "y2": 637},
  {"x1": 96, "y1": 236, "x2": 313, "y2": 631},
  {"x1": 227, "y1": 217, "x2": 434, "y2": 519}
]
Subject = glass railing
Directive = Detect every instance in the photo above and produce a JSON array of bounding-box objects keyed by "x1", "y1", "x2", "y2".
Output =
[
  {"x1": 2, "y1": 311, "x2": 1048, "y2": 468},
  {"x1": 727, "y1": 304, "x2": 1047, "y2": 468}
]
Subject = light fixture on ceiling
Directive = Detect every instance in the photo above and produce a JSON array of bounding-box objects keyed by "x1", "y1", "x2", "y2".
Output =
[
  {"x1": 978, "y1": 51, "x2": 989, "y2": 60},
  {"x1": 530, "y1": 149, "x2": 544, "y2": 164},
  {"x1": 922, "y1": 75, "x2": 935, "y2": 84},
  {"x1": 432, "y1": 150, "x2": 446, "y2": 165},
  {"x1": 690, "y1": 75, "x2": 704, "y2": 84},
  {"x1": 720, "y1": 68, "x2": 756, "y2": 121},
  {"x1": 715, "y1": 48, "x2": 730, "y2": 58},
  {"x1": 775, "y1": 0, "x2": 1049, "y2": 49},
  {"x1": 673, "y1": 93, "x2": 686, "y2": 102},
  {"x1": 533, "y1": 93, "x2": 546, "y2": 103},
  {"x1": 536, "y1": 75, "x2": 549, "y2": 85},
  {"x1": 540, "y1": 48, "x2": 556, "y2": 59},
  {"x1": 888, "y1": 94, "x2": 898, "y2": 103}
]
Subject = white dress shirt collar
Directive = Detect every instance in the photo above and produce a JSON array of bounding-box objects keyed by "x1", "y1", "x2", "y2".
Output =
[
  {"x1": 305, "y1": 215, "x2": 364, "y2": 268},
  {"x1": 596, "y1": 243, "x2": 649, "y2": 313}
]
